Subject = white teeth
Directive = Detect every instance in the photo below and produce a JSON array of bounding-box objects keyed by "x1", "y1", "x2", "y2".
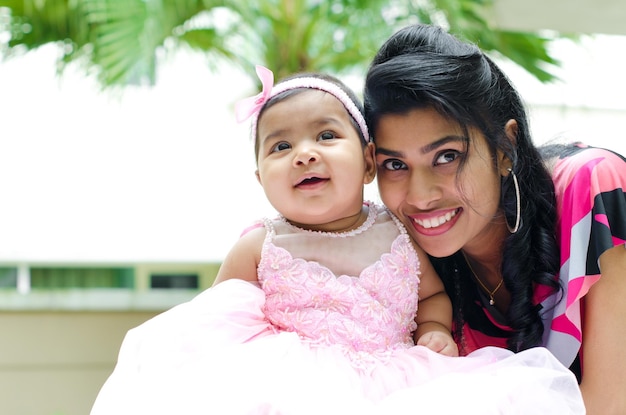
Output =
[{"x1": 414, "y1": 209, "x2": 457, "y2": 229}]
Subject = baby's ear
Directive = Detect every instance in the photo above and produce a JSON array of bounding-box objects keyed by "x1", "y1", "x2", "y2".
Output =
[
  {"x1": 363, "y1": 142, "x2": 376, "y2": 184},
  {"x1": 255, "y1": 170, "x2": 262, "y2": 185}
]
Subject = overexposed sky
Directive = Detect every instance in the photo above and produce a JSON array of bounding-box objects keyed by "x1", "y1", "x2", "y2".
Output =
[
  {"x1": 0, "y1": 45, "x2": 273, "y2": 263},
  {"x1": 498, "y1": 35, "x2": 626, "y2": 150},
  {"x1": 0, "y1": 34, "x2": 624, "y2": 263}
]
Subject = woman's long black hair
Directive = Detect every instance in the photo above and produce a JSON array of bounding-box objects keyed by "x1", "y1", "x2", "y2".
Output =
[{"x1": 363, "y1": 24, "x2": 561, "y2": 352}]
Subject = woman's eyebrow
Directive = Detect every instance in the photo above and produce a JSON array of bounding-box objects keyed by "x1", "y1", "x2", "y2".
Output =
[
  {"x1": 375, "y1": 135, "x2": 467, "y2": 157},
  {"x1": 375, "y1": 147, "x2": 404, "y2": 157},
  {"x1": 421, "y1": 135, "x2": 467, "y2": 154}
]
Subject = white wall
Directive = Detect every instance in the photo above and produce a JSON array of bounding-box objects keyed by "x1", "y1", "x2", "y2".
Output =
[
  {"x1": 500, "y1": 35, "x2": 626, "y2": 153},
  {"x1": 0, "y1": 46, "x2": 276, "y2": 263}
]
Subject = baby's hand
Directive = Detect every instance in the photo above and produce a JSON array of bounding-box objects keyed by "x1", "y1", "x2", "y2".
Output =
[{"x1": 417, "y1": 331, "x2": 459, "y2": 357}]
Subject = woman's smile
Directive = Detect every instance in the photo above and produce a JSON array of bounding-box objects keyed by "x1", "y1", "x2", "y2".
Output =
[{"x1": 410, "y1": 207, "x2": 460, "y2": 229}]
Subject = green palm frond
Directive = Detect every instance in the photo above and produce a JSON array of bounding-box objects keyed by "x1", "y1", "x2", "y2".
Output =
[
  {"x1": 83, "y1": 0, "x2": 212, "y2": 85},
  {"x1": 482, "y1": 30, "x2": 560, "y2": 83},
  {"x1": 0, "y1": 0, "x2": 90, "y2": 53},
  {"x1": 0, "y1": 0, "x2": 567, "y2": 88},
  {"x1": 426, "y1": 0, "x2": 564, "y2": 81},
  {"x1": 224, "y1": 0, "x2": 394, "y2": 84}
]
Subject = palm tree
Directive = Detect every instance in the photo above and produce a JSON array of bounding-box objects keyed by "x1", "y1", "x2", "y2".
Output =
[{"x1": 0, "y1": 0, "x2": 561, "y2": 88}]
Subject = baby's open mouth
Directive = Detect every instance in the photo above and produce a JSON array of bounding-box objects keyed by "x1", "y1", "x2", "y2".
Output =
[
  {"x1": 299, "y1": 177, "x2": 324, "y2": 185},
  {"x1": 296, "y1": 176, "x2": 328, "y2": 187}
]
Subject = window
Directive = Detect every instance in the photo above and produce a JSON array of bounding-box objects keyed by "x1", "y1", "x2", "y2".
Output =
[
  {"x1": 150, "y1": 274, "x2": 199, "y2": 289},
  {"x1": 29, "y1": 267, "x2": 135, "y2": 289},
  {"x1": 0, "y1": 267, "x2": 18, "y2": 288}
]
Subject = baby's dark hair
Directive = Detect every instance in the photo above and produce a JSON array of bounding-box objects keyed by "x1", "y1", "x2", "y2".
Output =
[{"x1": 254, "y1": 72, "x2": 366, "y2": 157}]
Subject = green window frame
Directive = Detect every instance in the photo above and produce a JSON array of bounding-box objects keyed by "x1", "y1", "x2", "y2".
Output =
[
  {"x1": 29, "y1": 267, "x2": 135, "y2": 289},
  {"x1": 0, "y1": 267, "x2": 18, "y2": 288}
]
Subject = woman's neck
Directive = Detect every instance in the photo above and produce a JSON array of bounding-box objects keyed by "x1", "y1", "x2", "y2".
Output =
[
  {"x1": 462, "y1": 221, "x2": 508, "y2": 286},
  {"x1": 462, "y1": 223, "x2": 511, "y2": 312}
]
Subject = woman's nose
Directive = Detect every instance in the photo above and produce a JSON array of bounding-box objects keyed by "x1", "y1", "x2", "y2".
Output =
[{"x1": 405, "y1": 170, "x2": 443, "y2": 209}]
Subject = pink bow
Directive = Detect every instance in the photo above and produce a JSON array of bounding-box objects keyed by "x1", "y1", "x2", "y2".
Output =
[{"x1": 234, "y1": 65, "x2": 275, "y2": 123}]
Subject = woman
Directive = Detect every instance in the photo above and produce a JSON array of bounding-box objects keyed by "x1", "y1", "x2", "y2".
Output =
[{"x1": 364, "y1": 24, "x2": 626, "y2": 414}]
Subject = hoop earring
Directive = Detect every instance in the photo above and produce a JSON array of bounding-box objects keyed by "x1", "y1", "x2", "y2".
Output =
[{"x1": 506, "y1": 168, "x2": 521, "y2": 233}]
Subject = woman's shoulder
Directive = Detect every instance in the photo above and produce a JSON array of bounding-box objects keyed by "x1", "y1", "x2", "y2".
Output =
[
  {"x1": 550, "y1": 142, "x2": 624, "y2": 169},
  {"x1": 546, "y1": 142, "x2": 625, "y2": 190}
]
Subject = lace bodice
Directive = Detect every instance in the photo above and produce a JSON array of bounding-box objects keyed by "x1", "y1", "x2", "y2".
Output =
[{"x1": 258, "y1": 203, "x2": 420, "y2": 354}]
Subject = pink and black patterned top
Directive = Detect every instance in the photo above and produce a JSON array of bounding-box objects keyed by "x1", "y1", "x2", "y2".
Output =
[{"x1": 455, "y1": 143, "x2": 626, "y2": 379}]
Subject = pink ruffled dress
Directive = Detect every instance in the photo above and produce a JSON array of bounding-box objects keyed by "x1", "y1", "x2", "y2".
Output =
[{"x1": 91, "y1": 203, "x2": 584, "y2": 415}]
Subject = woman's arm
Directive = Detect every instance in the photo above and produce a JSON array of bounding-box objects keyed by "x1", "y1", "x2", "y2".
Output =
[{"x1": 580, "y1": 244, "x2": 626, "y2": 415}]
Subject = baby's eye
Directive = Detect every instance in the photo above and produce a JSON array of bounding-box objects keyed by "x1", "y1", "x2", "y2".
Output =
[
  {"x1": 318, "y1": 131, "x2": 337, "y2": 141},
  {"x1": 434, "y1": 150, "x2": 461, "y2": 165},
  {"x1": 382, "y1": 159, "x2": 407, "y2": 171},
  {"x1": 271, "y1": 141, "x2": 291, "y2": 153}
]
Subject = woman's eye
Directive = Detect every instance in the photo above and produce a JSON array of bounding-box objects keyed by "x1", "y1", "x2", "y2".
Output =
[
  {"x1": 382, "y1": 159, "x2": 407, "y2": 171},
  {"x1": 434, "y1": 150, "x2": 460, "y2": 165},
  {"x1": 271, "y1": 142, "x2": 291, "y2": 152},
  {"x1": 319, "y1": 131, "x2": 336, "y2": 141}
]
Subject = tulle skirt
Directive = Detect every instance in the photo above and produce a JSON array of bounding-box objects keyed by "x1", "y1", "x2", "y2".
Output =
[{"x1": 91, "y1": 279, "x2": 585, "y2": 415}]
